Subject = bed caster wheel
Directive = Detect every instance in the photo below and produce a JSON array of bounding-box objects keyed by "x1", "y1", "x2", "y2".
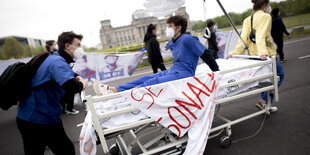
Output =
[
  {"x1": 220, "y1": 135, "x2": 231, "y2": 148},
  {"x1": 109, "y1": 143, "x2": 120, "y2": 155}
]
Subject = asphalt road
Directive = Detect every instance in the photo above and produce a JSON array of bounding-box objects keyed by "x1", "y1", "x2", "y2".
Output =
[{"x1": 0, "y1": 35, "x2": 309, "y2": 155}]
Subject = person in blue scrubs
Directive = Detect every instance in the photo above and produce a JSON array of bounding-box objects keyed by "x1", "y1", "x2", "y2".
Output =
[
  {"x1": 105, "y1": 15, "x2": 219, "y2": 93},
  {"x1": 16, "y1": 31, "x2": 88, "y2": 155}
]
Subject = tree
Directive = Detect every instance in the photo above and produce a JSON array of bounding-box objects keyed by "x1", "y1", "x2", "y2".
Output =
[
  {"x1": 0, "y1": 49, "x2": 5, "y2": 60},
  {"x1": 213, "y1": 16, "x2": 230, "y2": 28},
  {"x1": 82, "y1": 45, "x2": 98, "y2": 52},
  {"x1": 34, "y1": 46, "x2": 46, "y2": 55},
  {"x1": 24, "y1": 45, "x2": 36, "y2": 57},
  {"x1": 192, "y1": 0, "x2": 310, "y2": 32},
  {"x1": 286, "y1": 0, "x2": 310, "y2": 15},
  {"x1": 2, "y1": 37, "x2": 24, "y2": 59},
  {"x1": 192, "y1": 20, "x2": 207, "y2": 31},
  {"x1": 271, "y1": 1, "x2": 287, "y2": 16},
  {"x1": 240, "y1": 9, "x2": 252, "y2": 20}
]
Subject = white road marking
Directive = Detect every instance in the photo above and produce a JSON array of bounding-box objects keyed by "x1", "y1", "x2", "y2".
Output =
[
  {"x1": 285, "y1": 37, "x2": 310, "y2": 45},
  {"x1": 298, "y1": 55, "x2": 310, "y2": 59}
]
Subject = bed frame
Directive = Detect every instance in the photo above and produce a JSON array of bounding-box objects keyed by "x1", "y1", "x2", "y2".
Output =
[{"x1": 82, "y1": 56, "x2": 279, "y2": 155}]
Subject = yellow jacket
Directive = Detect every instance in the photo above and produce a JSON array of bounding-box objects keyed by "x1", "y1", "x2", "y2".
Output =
[{"x1": 230, "y1": 10, "x2": 276, "y2": 56}]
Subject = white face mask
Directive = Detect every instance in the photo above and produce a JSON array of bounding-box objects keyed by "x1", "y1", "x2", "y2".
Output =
[
  {"x1": 266, "y1": 6, "x2": 272, "y2": 14},
  {"x1": 73, "y1": 47, "x2": 86, "y2": 60},
  {"x1": 166, "y1": 27, "x2": 176, "y2": 39},
  {"x1": 54, "y1": 45, "x2": 58, "y2": 51},
  {"x1": 214, "y1": 25, "x2": 218, "y2": 32},
  {"x1": 156, "y1": 31, "x2": 160, "y2": 36}
]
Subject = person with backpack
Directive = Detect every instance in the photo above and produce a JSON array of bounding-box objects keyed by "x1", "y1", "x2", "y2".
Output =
[
  {"x1": 144, "y1": 24, "x2": 166, "y2": 74},
  {"x1": 203, "y1": 20, "x2": 220, "y2": 59},
  {"x1": 228, "y1": 0, "x2": 284, "y2": 112},
  {"x1": 16, "y1": 31, "x2": 88, "y2": 155}
]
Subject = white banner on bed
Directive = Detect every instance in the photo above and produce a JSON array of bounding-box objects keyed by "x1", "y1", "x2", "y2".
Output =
[
  {"x1": 125, "y1": 72, "x2": 219, "y2": 154},
  {"x1": 126, "y1": 72, "x2": 218, "y2": 137},
  {"x1": 72, "y1": 51, "x2": 145, "y2": 83}
]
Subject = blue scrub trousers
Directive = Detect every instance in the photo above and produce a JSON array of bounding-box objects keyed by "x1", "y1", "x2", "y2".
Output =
[
  {"x1": 261, "y1": 60, "x2": 284, "y2": 103},
  {"x1": 115, "y1": 70, "x2": 185, "y2": 92}
]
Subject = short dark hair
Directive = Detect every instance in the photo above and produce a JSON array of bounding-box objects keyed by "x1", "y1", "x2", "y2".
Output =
[
  {"x1": 166, "y1": 15, "x2": 187, "y2": 33},
  {"x1": 271, "y1": 8, "x2": 280, "y2": 17},
  {"x1": 57, "y1": 31, "x2": 83, "y2": 51},
  {"x1": 251, "y1": 0, "x2": 270, "y2": 11},
  {"x1": 207, "y1": 20, "x2": 215, "y2": 28},
  {"x1": 45, "y1": 40, "x2": 55, "y2": 52}
]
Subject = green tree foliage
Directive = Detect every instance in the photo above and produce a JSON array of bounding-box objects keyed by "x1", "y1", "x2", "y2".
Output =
[
  {"x1": 82, "y1": 45, "x2": 98, "y2": 52},
  {"x1": 34, "y1": 46, "x2": 46, "y2": 55},
  {"x1": 2, "y1": 37, "x2": 24, "y2": 59},
  {"x1": 213, "y1": 16, "x2": 229, "y2": 29},
  {"x1": 192, "y1": 21, "x2": 207, "y2": 31},
  {"x1": 192, "y1": 0, "x2": 310, "y2": 31},
  {"x1": 240, "y1": 9, "x2": 252, "y2": 21},
  {"x1": 270, "y1": 1, "x2": 287, "y2": 16},
  {"x1": 193, "y1": 10, "x2": 251, "y2": 31},
  {"x1": 24, "y1": 45, "x2": 36, "y2": 57},
  {"x1": 286, "y1": 0, "x2": 310, "y2": 15},
  {"x1": 0, "y1": 49, "x2": 5, "y2": 60}
]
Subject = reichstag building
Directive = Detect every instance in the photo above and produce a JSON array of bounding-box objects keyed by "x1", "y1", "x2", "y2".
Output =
[{"x1": 99, "y1": 7, "x2": 191, "y2": 49}]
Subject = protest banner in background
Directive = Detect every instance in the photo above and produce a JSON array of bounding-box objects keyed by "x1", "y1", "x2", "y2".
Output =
[
  {"x1": 72, "y1": 51, "x2": 145, "y2": 83},
  {"x1": 198, "y1": 30, "x2": 241, "y2": 59}
]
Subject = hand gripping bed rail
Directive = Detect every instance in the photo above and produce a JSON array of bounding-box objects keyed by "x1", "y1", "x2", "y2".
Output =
[{"x1": 83, "y1": 55, "x2": 279, "y2": 154}]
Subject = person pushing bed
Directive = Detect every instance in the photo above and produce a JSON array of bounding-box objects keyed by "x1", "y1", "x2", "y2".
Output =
[
  {"x1": 228, "y1": 0, "x2": 284, "y2": 112},
  {"x1": 92, "y1": 15, "x2": 219, "y2": 96}
]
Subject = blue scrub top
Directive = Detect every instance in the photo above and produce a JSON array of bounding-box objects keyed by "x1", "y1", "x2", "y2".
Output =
[
  {"x1": 17, "y1": 52, "x2": 75, "y2": 125},
  {"x1": 167, "y1": 34, "x2": 206, "y2": 78}
]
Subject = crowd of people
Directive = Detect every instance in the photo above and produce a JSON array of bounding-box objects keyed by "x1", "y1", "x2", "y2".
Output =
[{"x1": 14, "y1": 0, "x2": 292, "y2": 153}]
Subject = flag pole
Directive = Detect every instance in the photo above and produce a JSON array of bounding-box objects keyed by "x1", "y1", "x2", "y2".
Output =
[{"x1": 215, "y1": 0, "x2": 250, "y2": 55}]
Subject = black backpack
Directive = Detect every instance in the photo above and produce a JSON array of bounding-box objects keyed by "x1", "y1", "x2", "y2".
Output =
[{"x1": 0, "y1": 52, "x2": 51, "y2": 110}]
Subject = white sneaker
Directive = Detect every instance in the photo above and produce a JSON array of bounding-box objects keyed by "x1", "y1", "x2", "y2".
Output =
[
  {"x1": 91, "y1": 78, "x2": 110, "y2": 96},
  {"x1": 270, "y1": 106, "x2": 278, "y2": 113},
  {"x1": 65, "y1": 109, "x2": 79, "y2": 115}
]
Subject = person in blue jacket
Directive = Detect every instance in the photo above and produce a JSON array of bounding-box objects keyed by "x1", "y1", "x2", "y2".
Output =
[
  {"x1": 16, "y1": 31, "x2": 88, "y2": 155},
  {"x1": 93, "y1": 15, "x2": 219, "y2": 94}
]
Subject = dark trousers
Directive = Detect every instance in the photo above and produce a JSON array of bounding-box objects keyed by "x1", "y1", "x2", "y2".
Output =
[
  {"x1": 16, "y1": 118, "x2": 75, "y2": 155},
  {"x1": 274, "y1": 39, "x2": 284, "y2": 60},
  {"x1": 60, "y1": 91, "x2": 75, "y2": 111},
  {"x1": 150, "y1": 62, "x2": 166, "y2": 74},
  {"x1": 208, "y1": 49, "x2": 218, "y2": 59},
  {"x1": 261, "y1": 60, "x2": 284, "y2": 102}
]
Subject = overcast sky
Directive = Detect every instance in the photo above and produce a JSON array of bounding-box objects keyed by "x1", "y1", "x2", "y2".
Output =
[{"x1": 0, "y1": 0, "x2": 283, "y2": 47}]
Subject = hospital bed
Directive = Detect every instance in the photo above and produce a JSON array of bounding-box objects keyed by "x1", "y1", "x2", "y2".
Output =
[{"x1": 79, "y1": 55, "x2": 279, "y2": 155}]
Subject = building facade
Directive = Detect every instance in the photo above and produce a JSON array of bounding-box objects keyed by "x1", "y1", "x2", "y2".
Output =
[
  {"x1": 0, "y1": 35, "x2": 46, "y2": 49},
  {"x1": 99, "y1": 7, "x2": 191, "y2": 49}
]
